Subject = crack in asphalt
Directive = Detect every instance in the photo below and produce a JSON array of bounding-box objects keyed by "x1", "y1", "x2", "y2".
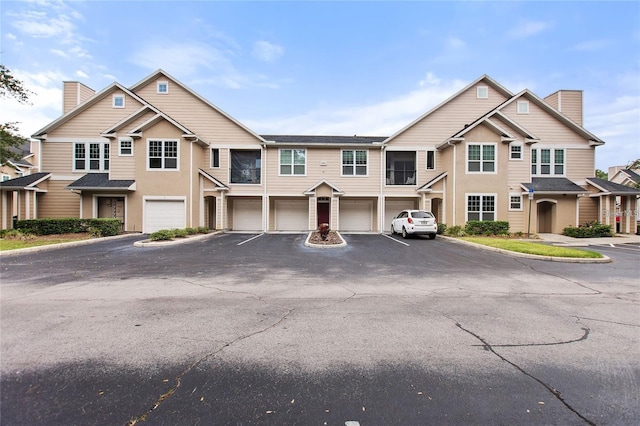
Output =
[
  {"x1": 572, "y1": 315, "x2": 640, "y2": 328},
  {"x1": 471, "y1": 327, "x2": 590, "y2": 348},
  {"x1": 512, "y1": 258, "x2": 602, "y2": 295},
  {"x1": 125, "y1": 308, "x2": 294, "y2": 425},
  {"x1": 455, "y1": 322, "x2": 596, "y2": 426}
]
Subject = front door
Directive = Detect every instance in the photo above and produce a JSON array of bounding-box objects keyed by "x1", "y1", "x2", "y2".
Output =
[
  {"x1": 537, "y1": 201, "x2": 553, "y2": 233},
  {"x1": 98, "y1": 197, "x2": 125, "y2": 229},
  {"x1": 317, "y1": 200, "x2": 330, "y2": 226}
]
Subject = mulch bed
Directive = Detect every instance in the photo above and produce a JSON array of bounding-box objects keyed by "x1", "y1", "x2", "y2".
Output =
[{"x1": 307, "y1": 231, "x2": 344, "y2": 245}]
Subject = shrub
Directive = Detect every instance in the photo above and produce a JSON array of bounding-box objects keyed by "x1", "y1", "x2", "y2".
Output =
[
  {"x1": 150, "y1": 229, "x2": 175, "y2": 241},
  {"x1": 437, "y1": 223, "x2": 447, "y2": 235},
  {"x1": 14, "y1": 218, "x2": 121, "y2": 236},
  {"x1": 0, "y1": 229, "x2": 35, "y2": 240},
  {"x1": 185, "y1": 227, "x2": 199, "y2": 235},
  {"x1": 196, "y1": 227, "x2": 210, "y2": 234},
  {"x1": 465, "y1": 220, "x2": 510, "y2": 236},
  {"x1": 84, "y1": 218, "x2": 122, "y2": 237},
  {"x1": 444, "y1": 225, "x2": 465, "y2": 237},
  {"x1": 172, "y1": 228, "x2": 188, "y2": 238},
  {"x1": 563, "y1": 221, "x2": 612, "y2": 238}
]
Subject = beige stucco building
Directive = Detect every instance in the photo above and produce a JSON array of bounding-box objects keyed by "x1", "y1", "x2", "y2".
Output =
[{"x1": 2, "y1": 71, "x2": 638, "y2": 234}]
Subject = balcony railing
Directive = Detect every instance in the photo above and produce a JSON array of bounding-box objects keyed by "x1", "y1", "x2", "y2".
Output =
[
  {"x1": 230, "y1": 167, "x2": 261, "y2": 184},
  {"x1": 385, "y1": 169, "x2": 416, "y2": 185}
]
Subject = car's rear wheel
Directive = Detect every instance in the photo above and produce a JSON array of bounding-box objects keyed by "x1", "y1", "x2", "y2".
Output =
[
  {"x1": 391, "y1": 223, "x2": 396, "y2": 235},
  {"x1": 402, "y1": 227, "x2": 408, "y2": 239},
  {"x1": 428, "y1": 233, "x2": 436, "y2": 240}
]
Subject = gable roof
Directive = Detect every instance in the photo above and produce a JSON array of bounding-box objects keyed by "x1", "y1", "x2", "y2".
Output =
[
  {"x1": 66, "y1": 173, "x2": 135, "y2": 191},
  {"x1": 586, "y1": 177, "x2": 640, "y2": 195},
  {"x1": 417, "y1": 171, "x2": 447, "y2": 193},
  {"x1": 198, "y1": 169, "x2": 229, "y2": 190},
  {"x1": 383, "y1": 75, "x2": 514, "y2": 145},
  {"x1": 0, "y1": 172, "x2": 51, "y2": 190},
  {"x1": 521, "y1": 177, "x2": 587, "y2": 194},
  {"x1": 129, "y1": 69, "x2": 267, "y2": 144},
  {"x1": 303, "y1": 179, "x2": 345, "y2": 195},
  {"x1": 618, "y1": 168, "x2": 640, "y2": 184},
  {"x1": 262, "y1": 135, "x2": 387, "y2": 146}
]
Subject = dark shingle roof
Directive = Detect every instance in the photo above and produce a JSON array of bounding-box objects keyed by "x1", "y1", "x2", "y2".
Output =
[
  {"x1": 261, "y1": 135, "x2": 387, "y2": 145},
  {"x1": 622, "y1": 168, "x2": 640, "y2": 183},
  {"x1": 66, "y1": 173, "x2": 135, "y2": 190},
  {"x1": 521, "y1": 177, "x2": 586, "y2": 193},
  {"x1": 0, "y1": 172, "x2": 50, "y2": 189},
  {"x1": 587, "y1": 177, "x2": 640, "y2": 195}
]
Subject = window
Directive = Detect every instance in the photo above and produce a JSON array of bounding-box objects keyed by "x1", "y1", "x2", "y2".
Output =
[
  {"x1": 426, "y1": 149, "x2": 435, "y2": 170},
  {"x1": 509, "y1": 194, "x2": 523, "y2": 211},
  {"x1": 477, "y1": 86, "x2": 488, "y2": 99},
  {"x1": 157, "y1": 81, "x2": 169, "y2": 94},
  {"x1": 386, "y1": 151, "x2": 416, "y2": 185},
  {"x1": 467, "y1": 143, "x2": 496, "y2": 173},
  {"x1": 74, "y1": 142, "x2": 110, "y2": 171},
  {"x1": 467, "y1": 194, "x2": 496, "y2": 221},
  {"x1": 517, "y1": 100, "x2": 529, "y2": 114},
  {"x1": 148, "y1": 139, "x2": 178, "y2": 170},
  {"x1": 113, "y1": 95, "x2": 125, "y2": 108},
  {"x1": 119, "y1": 138, "x2": 133, "y2": 156},
  {"x1": 510, "y1": 144, "x2": 522, "y2": 160},
  {"x1": 2, "y1": 174, "x2": 10, "y2": 182},
  {"x1": 280, "y1": 149, "x2": 306, "y2": 175},
  {"x1": 211, "y1": 148, "x2": 220, "y2": 168},
  {"x1": 230, "y1": 150, "x2": 261, "y2": 183},
  {"x1": 531, "y1": 148, "x2": 564, "y2": 176},
  {"x1": 342, "y1": 150, "x2": 368, "y2": 176}
]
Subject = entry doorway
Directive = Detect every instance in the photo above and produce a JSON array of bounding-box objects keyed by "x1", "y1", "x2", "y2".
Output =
[
  {"x1": 537, "y1": 201, "x2": 554, "y2": 233},
  {"x1": 317, "y1": 197, "x2": 330, "y2": 226},
  {"x1": 98, "y1": 197, "x2": 125, "y2": 230}
]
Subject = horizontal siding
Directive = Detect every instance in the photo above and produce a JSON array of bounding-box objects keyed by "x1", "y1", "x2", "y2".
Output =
[
  {"x1": 38, "y1": 180, "x2": 79, "y2": 218},
  {"x1": 543, "y1": 92, "x2": 559, "y2": 110},
  {"x1": 579, "y1": 195, "x2": 599, "y2": 225},
  {"x1": 63, "y1": 82, "x2": 78, "y2": 114},
  {"x1": 41, "y1": 142, "x2": 73, "y2": 174},
  {"x1": 558, "y1": 91, "x2": 583, "y2": 126},
  {"x1": 566, "y1": 147, "x2": 595, "y2": 180}
]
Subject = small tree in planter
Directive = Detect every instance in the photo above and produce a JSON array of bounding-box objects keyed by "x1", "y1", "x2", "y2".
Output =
[{"x1": 318, "y1": 223, "x2": 330, "y2": 241}]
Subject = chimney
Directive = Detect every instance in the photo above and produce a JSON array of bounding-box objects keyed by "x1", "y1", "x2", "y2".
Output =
[
  {"x1": 62, "y1": 81, "x2": 96, "y2": 113},
  {"x1": 544, "y1": 90, "x2": 583, "y2": 126}
]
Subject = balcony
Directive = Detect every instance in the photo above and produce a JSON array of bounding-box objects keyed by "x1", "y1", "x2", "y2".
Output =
[
  {"x1": 230, "y1": 150, "x2": 261, "y2": 184},
  {"x1": 386, "y1": 151, "x2": 416, "y2": 185}
]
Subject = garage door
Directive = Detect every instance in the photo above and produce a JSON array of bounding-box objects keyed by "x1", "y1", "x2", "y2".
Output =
[
  {"x1": 275, "y1": 200, "x2": 308, "y2": 231},
  {"x1": 233, "y1": 199, "x2": 262, "y2": 231},
  {"x1": 340, "y1": 199, "x2": 373, "y2": 231},
  {"x1": 384, "y1": 199, "x2": 417, "y2": 232},
  {"x1": 144, "y1": 199, "x2": 185, "y2": 233}
]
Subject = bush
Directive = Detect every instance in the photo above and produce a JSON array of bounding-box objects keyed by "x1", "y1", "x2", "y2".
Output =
[
  {"x1": 172, "y1": 228, "x2": 188, "y2": 238},
  {"x1": 465, "y1": 221, "x2": 510, "y2": 236},
  {"x1": 14, "y1": 218, "x2": 121, "y2": 236},
  {"x1": 185, "y1": 227, "x2": 199, "y2": 235},
  {"x1": 0, "y1": 229, "x2": 35, "y2": 240},
  {"x1": 437, "y1": 223, "x2": 447, "y2": 235},
  {"x1": 563, "y1": 221, "x2": 612, "y2": 238},
  {"x1": 196, "y1": 227, "x2": 210, "y2": 234},
  {"x1": 444, "y1": 225, "x2": 465, "y2": 237},
  {"x1": 150, "y1": 229, "x2": 175, "y2": 241}
]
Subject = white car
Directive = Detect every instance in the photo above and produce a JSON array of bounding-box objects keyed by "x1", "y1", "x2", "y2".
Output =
[{"x1": 391, "y1": 210, "x2": 438, "y2": 239}]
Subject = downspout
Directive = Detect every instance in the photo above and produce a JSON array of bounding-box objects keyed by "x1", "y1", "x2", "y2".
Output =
[
  {"x1": 263, "y1": 145, "x2": 268, "y2": 232},
  {"x1": 449, "y1": 141, "x2": 457, "y2": 226},
  {"x1": 189, "y1": 142, "x2": 193, "y2": 228},
  {"x1": 379, "y1": 145, "x2": 385, "y2": 233}
]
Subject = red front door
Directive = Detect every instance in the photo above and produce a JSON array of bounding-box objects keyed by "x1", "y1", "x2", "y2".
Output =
[{"x1": 317, "y1": 202, "x2": 330, "y2": 226}]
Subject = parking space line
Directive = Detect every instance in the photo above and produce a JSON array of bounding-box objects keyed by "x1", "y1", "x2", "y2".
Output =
[
  {"x1": 382, "y1": 233, "x2": 410, "y2": 246},
  {"x1": 237, "y1": 233, "x2": 264, "y2": 246}
]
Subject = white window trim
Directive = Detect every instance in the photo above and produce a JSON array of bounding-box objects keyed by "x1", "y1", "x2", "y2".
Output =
[
  {"x1": 509, "y1": 143, "x2": 523, "y2": 161},
  {"x1": 425, "y1": 148, "x2": 436, "y2": 170},
  {"x1": 517, "y1": 100, "x2": 529, "y2": 114},
  {"x1": 465, "y1": 193, "x2": 497, "y2": 222},
  {"x1": 146, "y1": 139, "x2": 180, "y2": 171},
  {"x1": 112, "y1": 94, "x2": 125, "y2": 108},
  {"x1": 278, "y1": 148, "x2": 307, "y2": 176},
  {"x1": 73, "y1": 141, "x2": 110, "y2": 172},
  {"x1": 466, "y1": 142, "x2": 498, "y2": 174},
  {"x1": 211, "y1": 147, "x2": 220, "y2": 168},
  {"x1": 509, "y1": 193, "x2": 523, "y2": 211},
  {"x1": 157, "y1": 81, "x2": 169, "y2": 94},
  {"x1": 531, "y1": 147, "x2": 566, "y2": 177},
  {"x1": 477, "y1": 86, "x2": 489, "y2": 99},
  {"x1": 118, "y1": 137, "x2": 134, "y2": 156},
  {"x1": 341, "y1": 149, "x2": 369, "y2": 177},
  {"x1": 1, "y1": 174, "x2": 10, "y2": 182}
]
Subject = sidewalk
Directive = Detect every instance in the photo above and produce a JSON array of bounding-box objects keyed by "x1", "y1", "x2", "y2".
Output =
[{"x1": 537, "y1": 233, "x2": 640, "y2": 246}]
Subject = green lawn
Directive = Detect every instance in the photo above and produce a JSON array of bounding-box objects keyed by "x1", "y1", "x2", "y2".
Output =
[
  {"x1": 0, "y1": 234, "x2": 91, "y2": 251},
  {"x1": 460, "y1": 237, "x2": 603, "y2": 259}
]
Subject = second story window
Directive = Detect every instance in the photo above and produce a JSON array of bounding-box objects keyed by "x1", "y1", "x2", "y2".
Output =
[
  {"x1": 342, "y1": 150, "x2": 368, "y2": 176},
  {"x1": 477, "y1": 86, "x2": 488, "y2": 99},
  {"x1": 157, "y1": 81, "x2": 169, "y2": 94},
  {"x1": 426, "y1": 149, "x2": 435, "y2": 170},
  {"x1": 510, "y1": 144, "x2": 522, "y2": 160},
  {"x1": 532, "y1": 148, "x2": 564, "y2": 176},
  {"x1": 386, "y1": 151, "x2": 416, "y2": 185},
  {"x1": 231, "y1": 150, "x2": 261, "y2": 184},
  {"x1": 211, "y1": 148, "x2": 220, "y2": 168},
  {"x1": 148, "y1": 139, "x2": 178, "y2": 170},
  {"x1": 467, "y1": 143, "x2": 496, "y2": 173},
  {"x1": 113, "y1": 95, "x2": 125, "y2": 108},
  {"x1": 74, "y1": 142, "x2": 110, "y2": 171},
  {"x1": 119, "y1": 138, "x2": 133, "y2": 156},
  {"x1": 280, "y1": 149, "x2": 306, "y2": 175}
]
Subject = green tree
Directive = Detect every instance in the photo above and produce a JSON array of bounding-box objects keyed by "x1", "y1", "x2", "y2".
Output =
[
  {"x1": 0, "y1": 65, "x2": 33, "y2": 164},
  {"x1": 626, "y1": 159, "x2": 640, "y2": 170},
  {"x1": 595, "y1": 169, "x2": 608, "y2": 180}
]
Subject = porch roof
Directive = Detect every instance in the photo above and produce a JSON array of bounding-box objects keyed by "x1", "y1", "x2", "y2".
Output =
[
  {"x1": 0, "y1": 172, "x2": 51, "y2": 190},
  {"x1": 66, "y1": 173, "x2": 136, "y2": 191},
  {"x1": 521, "y1": 177, "x2": 586, "y2": 194},
  {"x1": 586, "y1": 177, "x2": 640, "y2": 196}
]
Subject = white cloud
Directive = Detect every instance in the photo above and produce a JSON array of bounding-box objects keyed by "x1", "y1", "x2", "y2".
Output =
[
  {"x1": 6, "y1": 33, "x2": 17, "y2": 40},
  {"x1": 508, "y1": 21, "x2": 551, "y2": 39},
  {"x1": 252, "y1": 40, "x2": 284, "y2": 62},
  {"x1": 446, "y1": 36, "x2": 466, "y2": 49},
  {"x1": 8, "y1": 9, "x2": 78, "y2": 42},
  {"x1": 76, "y1": 70, "x2": 89, "y2": 79}
]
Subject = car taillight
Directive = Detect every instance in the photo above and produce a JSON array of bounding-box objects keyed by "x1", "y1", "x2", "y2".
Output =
[
  {"x1": 407, "y1": 217, "x2": 413, "y2": 224},
  {"x1": 434, "y1": 218, "x2": 437, "y2": 224}
]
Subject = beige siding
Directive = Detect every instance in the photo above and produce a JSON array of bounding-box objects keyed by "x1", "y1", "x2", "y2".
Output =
[
  {"x1": 40, "y1": 142, "x2": 75, "y2": 175},
  {"x1": 543, "y1": 92, "x2": 559, "y2": 111},
  {"x1": 566, "y1": 147, "x2": 596, "y2": 180},
  {"x1": 558, "y1": 90, "x2": 583, "y2": 126},
  {"x1": 579, "y1": 194, "x2": 599, "y2": 225},
  {"x1": 38, "y1": 180, "x2": 79, "y2": 217}
]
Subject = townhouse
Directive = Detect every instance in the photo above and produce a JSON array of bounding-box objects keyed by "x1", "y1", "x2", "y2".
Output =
[{"x1": 2, "y1": 70, "x2": 638, "y2": 235}]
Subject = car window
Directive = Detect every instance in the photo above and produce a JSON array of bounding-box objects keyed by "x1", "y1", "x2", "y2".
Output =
[{"x1": 411, "y1": 211, "x2": 433, "y2": 218}]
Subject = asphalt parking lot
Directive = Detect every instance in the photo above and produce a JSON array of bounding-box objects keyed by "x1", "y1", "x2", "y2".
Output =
[{"x1": 1, "y1": 233, "x2": 639, "y2": 425}]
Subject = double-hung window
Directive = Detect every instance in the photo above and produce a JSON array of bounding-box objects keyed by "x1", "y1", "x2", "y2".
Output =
[
  {"x1": 531, "y1": 148, "x2": 564, "y2": 176},
  {"x1": 510, "y1": 144, "x2": 522, "y2": 160},
  {"x1": 119, "y1": 138, "x2": 133, "y2": 156},
  {"x1": 74, "y1": 142, "x2": 110, "y2": 171},
  {"x1": 148, "y1": 139, "x2": 178, "y2": 170},
  {"x1": 342, "y1": 150, "x2": 368, "y2": 176},
  {"x1": 280, "y1": 149, "x2": 306, "y2": 175},
  {"x1": 509, "y1": 194, "x2": 523, "y2": 211},
  {"x1": 467, "y1": 143, "x2": 496, "y2": 173},
  {"x1": 467, "y1": 194, "x2": 496, "y2": 221}
]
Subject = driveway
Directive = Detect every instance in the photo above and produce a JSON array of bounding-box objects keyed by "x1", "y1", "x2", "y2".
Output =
[{"x1": 1, "y1": 233, "x2": 638, "y2": 425}]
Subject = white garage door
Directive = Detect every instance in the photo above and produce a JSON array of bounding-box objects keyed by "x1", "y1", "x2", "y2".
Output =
[
  {"x1": 275, "y1": 200, "x2": 308, "y2": 231},
  {"x1": 144, "y1": 200, "x2": 185, "y2": 233},
  {"x1": 233, "y1": 199, "x2": 262, "y2": 231},
  {"x1": 340, "y1": 200, "x2": 373, "y2": 231},
  {"x1": 384, "y1": 200, "x2": 417, "y2": 232}
]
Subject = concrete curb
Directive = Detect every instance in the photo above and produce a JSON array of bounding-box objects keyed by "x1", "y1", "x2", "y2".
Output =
[
  {"x1": 0, "y1": 233, "x2": 143, "y2": 256},
  {"x1": 304, "y1": 231, "x2": 347, "y2": 248},
  {"x1": 439, "y1": 235, "x2": 612, "y2": 263},
  {"x1": 133, "y1": 231, "x2": 221, "y2": 247}
]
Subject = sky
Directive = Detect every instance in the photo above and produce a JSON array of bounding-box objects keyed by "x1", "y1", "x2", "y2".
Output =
[{"x1": 1, "y1": 0, "x2": 639, "y2": 173}]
